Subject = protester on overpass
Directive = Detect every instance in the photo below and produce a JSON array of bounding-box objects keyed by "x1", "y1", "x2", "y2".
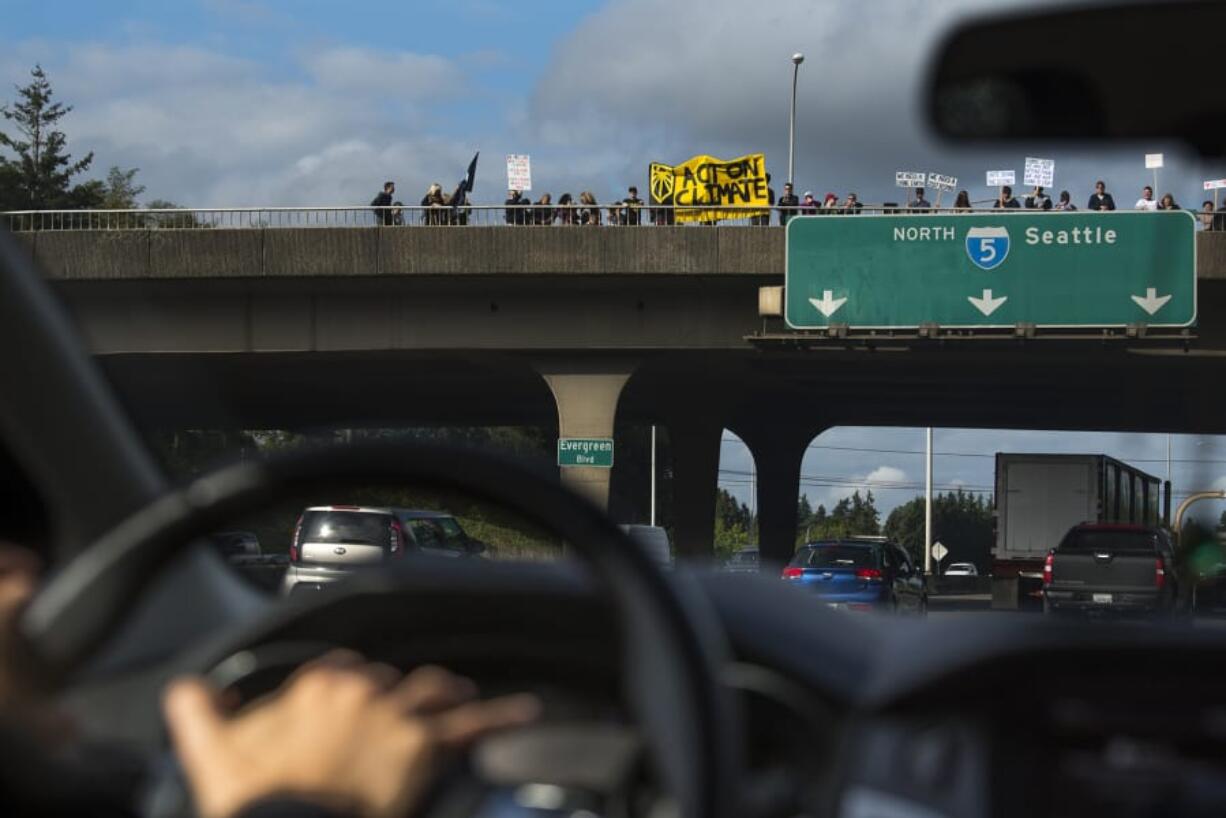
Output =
[
  {"x1": 556, "y1": 193, "x2": 575, "y2": 225},
  {"x1": 504, "y1": 190, "x2": 527, "y2": 225},
  {"x1": 371, "y1": 181, "x2": 395, "y2": 226},
  {"x1": 623, "y1": 186, "x2": 644, "y2": 226},
  {"x1": 908, "y1": 187, "x2": 931, "y2": 211},
  {"x1": 751, "y1": 174, "x2": 775, "y2": 225},
  {"x1": 532, "y1": 193, "x2": 553, "y2": 226},
  {"x1": 1201, "y1": 200, "x2": 1217, "y2": 231},
  {"x1": 1158, "y1": 193, "x2": 1180, "y2": 211},
  {"x1": 1054, "y1": 191, "x2": 1077, "y2": 211},
  {"x1": 1025, "y1": 186, "x2": 1052, "y2": 210},
  {"x1": 579, "y1": 191, "x2": 600, "y2": 225},
  {"x1": 993, "y1": 186, "x2": 1021, "y2": 209},
  {"x1": 1135, "y1": 185, "x2": 1158, "y2": 211},
  {"x1": 821, "y1": 193, "x2": 839, "y2": 211},
  {"x1": 842, "y1": 192, "x2": 864, "y2": 214},
  {"x1": 801, "y1": 191, "x2": 819, "y2": 215},
  {"x1": 777, "y1": 182, "x2": 800, "y2": 226},
  {"x1": 421, "y1": 183, "x2": 446, "y2": 225},
  {"x1": 953, "y1": 190, "x2": 971, "y2": 211},
  {"x1": 1088, "y1": 180, "x2": 1115, "y2": 211}
]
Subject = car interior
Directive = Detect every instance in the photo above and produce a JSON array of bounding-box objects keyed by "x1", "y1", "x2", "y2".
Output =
[{"x1": 2, "y1": 3, "x2": 1226, "y2": 818}]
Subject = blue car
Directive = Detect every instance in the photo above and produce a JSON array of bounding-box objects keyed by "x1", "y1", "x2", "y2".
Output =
[{"x1": 782, "y1": 540, "x2": 927, "y2": 614}]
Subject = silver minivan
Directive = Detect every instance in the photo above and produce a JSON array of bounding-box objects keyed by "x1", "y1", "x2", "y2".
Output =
[{"x1": 282, "y1": 505, "x2": 480, "y2": 594}]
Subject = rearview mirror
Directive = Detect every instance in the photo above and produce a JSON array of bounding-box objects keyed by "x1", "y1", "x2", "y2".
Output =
[{"x1": 926, "y1": 1, "x2": 1226, "y2": 157}]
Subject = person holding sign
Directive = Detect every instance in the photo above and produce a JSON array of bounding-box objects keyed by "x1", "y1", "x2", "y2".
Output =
[
  {"x1": 908, "y1": 187, "x2": 931, "y2": 211},
  {"x1": 993, "y1": 185, "x2": 1020, "y2": 209},
  {"x1": 1134, "y1": 185, "x2": 1158, "y2": 211},
  {"x1": 1088, "y1": 180, "x2": 1116, "y2": 211},
  {"x1": 1025, "y1": 186, "x2": 1052, "y2": 210}
]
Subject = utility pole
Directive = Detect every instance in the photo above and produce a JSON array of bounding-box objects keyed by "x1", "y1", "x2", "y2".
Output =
[
  {"x1": 924, "y1": 427, "x2": 934, "y2": 575},
  {"x1": 788, "y1": 53, "x2": 805, "y2": 187},
  {"x1": 650, "y1": 425, "x2": 657, "y2": 526}
]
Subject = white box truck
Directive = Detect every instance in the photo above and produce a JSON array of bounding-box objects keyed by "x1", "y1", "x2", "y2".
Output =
[{"x1": 991, "y1": 453, "x2": 1166, "y2": 609}]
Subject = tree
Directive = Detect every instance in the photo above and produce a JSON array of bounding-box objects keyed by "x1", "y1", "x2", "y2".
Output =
[
  {"x1": 798, "y1": 490, "x2": 881, "y2": 542},
  {"x1": 101, "y1": 165, "x2": 145, "y2": 209},
  {"x1": 0, "y1": 65, "x2": 95, "y2": 210},
  {"x1": 884, "y1": 490, "x2": 994, "y2": 570}
]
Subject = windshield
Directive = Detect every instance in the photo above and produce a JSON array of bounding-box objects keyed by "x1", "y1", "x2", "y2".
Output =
[
  {"x1": 794, "y1": 546, "x2": 876, "y2": 570},
  {"x1": 8, "y1": 2, "x2": 1226, "y2": 817},
  {"x1": 1059, "y1": 529, "x2": 1158, "y2": 553}
]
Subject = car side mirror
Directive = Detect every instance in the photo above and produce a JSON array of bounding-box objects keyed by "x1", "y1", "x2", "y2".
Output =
[{"x1": 467, "y1": 539, "x2": 487, "y2": 555}]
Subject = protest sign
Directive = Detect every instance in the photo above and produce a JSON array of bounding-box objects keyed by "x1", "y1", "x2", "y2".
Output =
[
  {"x1": 986, "y1": 170, "x2": 1015, "y2": 187},
  {"x1": 926, "y1": 173, "x2": 958, "y2": 192},
  {"x1": 1023, "y1": 157, "x2": 1055, "y2": 188},
  {"x1": 648, "y1": 153, "x2": 769, "y2": 223},
  {"x1": 1145, "y1": 153, "x2": 1165, "y2": 169},
  {"x1": 895, "y1": 171, "x2": 927, "y2": 188},
  {"x1": 506, "y1": 154, "x2": 532, "y2": 192}
]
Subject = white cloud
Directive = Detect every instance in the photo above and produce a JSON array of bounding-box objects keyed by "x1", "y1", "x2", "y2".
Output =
[{"x1": 303, "y1": 47, "x2": 460, "y2": 99}]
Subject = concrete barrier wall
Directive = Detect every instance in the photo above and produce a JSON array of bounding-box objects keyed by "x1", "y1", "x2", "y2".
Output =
[{"x1": 28, "y1": 226, "x2": 1226, "y2": 280}]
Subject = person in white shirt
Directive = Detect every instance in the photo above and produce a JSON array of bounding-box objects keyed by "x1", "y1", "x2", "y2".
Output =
[{"x1": 1135, "y1": 185, "x2": 1158, "y2": 211}]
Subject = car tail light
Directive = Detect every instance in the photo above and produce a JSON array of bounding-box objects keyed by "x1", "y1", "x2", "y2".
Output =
[
  {"x1": 389, "y1": 519, "x2": 405, "y2": 557},
  {"x1": 781, "y1": 566, "x2": 803, "y2": 579},
  {"x1": 1043, "y1": 552, "x2": 1054, "y2": 587},
  {"x1": 847, "y1": 603, "x2": 874, "y2": 612},
  {"x1": 290, "y1": 514, "x2": 303, "y2": 562},
  {"x1": 1155, "y1": 558, "x2": 1166, "y2": 590},
  {"x1": 855, "y1": 568, "x2": 883, "y2": 581}
]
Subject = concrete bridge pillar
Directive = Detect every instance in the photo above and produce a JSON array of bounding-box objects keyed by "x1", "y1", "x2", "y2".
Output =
[
  {"x1": 667, "y1": 418, "x2": 724, "y2": 559},
  {"x1": 735, "y1": 422, "x2": 827, "y2": 570},
  {"x1": 538, "y1": 362, "x2": 634, "y2": 512}
]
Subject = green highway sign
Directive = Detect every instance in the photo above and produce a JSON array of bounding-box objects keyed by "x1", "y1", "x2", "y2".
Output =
[
  {"x1": 558, "y1": 438, "x2": 615, "y2": 468},
  {"x1": 785, "y1": 211, "x2": 1196, "y2": 329}
]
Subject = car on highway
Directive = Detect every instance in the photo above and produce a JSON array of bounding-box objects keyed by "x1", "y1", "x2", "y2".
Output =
[
  {"x1": 283, "y1": 505, "x2": 483, "y2": 593},
  {"x1": 781, "y1": 539, "x2": 926, "y2": 613},
  {"x1": 1042, "y1": 523, "x2": 1186, "y2": 617},
  {"x1": 722, "y1": 547, "x2": 759, "y2": 574},
  {"x1": 944, "y1": 562, "x2": 979, "y2": 577}
]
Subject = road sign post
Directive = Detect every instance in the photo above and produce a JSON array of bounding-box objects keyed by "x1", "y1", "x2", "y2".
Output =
[
  {"x1": 785, "y1": 212, "x2": 1196, "y2": 330},
  {"x1": 558, "y1": 438, "x2": 614, "y2": 468},
  {"x1": 931, "y1": 541, "x2": 948, "y2": 574}
]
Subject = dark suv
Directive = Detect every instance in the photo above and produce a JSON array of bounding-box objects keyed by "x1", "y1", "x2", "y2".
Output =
[{"x1": 781, "y1": 539, "x2": 927, "y2": 614}]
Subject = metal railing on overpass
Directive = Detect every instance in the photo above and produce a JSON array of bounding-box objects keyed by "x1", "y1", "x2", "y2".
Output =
[{"x1": 6, "y1": 205, "x2": 1217, "y2": 232}]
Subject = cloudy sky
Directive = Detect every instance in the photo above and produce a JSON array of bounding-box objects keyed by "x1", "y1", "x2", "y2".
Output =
[{"x1": 5, "y1": 0, "x2": 1226, "y2": 522}]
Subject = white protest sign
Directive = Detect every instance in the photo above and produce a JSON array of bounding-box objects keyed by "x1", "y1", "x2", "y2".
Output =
[
  {"x1": 986, "y1": 170, "x2": 1015, "y2": 187},
  {"x1": 1023, "y1": 157, "x2": 1055, "y2": 188},
  {"x1": 1204, "y1": 179, "x2": 1226, "y2": 190},
  {"x1": 1145, "y1": 153, "x2": 1165, "y2": 169},
  {"x1": 927, "y1": 173, "x2": 958, "y2": 192},
  {"x1": 895, "y1": 171, "x2": 927, "y2": 188},
  {"x1": 505, "y1": 154, "x2": 532, "y2": 192}
]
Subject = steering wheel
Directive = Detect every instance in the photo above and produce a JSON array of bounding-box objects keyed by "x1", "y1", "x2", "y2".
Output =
[{"x1": 20, "y1": 441, "x2": 744, "y2": 818}]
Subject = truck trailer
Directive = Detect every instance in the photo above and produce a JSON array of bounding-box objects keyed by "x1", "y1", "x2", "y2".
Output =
[{"x1": 991, "y1": 453, "x2": 1168, "y2": 609}]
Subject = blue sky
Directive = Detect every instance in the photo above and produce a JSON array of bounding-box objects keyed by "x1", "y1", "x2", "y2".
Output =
[{"x1": 5, "y1": 1, "x2": 1226, "y2": 524}]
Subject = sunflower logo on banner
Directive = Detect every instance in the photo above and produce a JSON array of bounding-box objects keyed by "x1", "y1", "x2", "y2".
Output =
[{"x1": 647, "y1": 153, "x2": 769, "y2": 223}]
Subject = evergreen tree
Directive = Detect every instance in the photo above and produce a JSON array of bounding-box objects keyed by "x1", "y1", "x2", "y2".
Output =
[
  {"x1": 101, "y1": 165, "x2": 145, "y2": 209},
  {"x1": 0, "y1": 65, "x2": 96, "y2": 210}
]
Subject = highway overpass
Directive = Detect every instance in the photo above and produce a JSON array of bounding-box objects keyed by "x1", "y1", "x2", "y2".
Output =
[{"x1": 12, "y1": 225, "x2": 1226, "y2": 564}]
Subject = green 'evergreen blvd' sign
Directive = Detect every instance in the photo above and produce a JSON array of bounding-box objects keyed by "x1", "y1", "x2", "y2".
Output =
[{"x1": 558, "y1": 438, "x2": 614, "y2": 468}]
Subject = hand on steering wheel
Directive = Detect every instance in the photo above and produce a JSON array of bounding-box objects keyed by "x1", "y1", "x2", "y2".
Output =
[{"x1": 165, "y1": 650, "x2": 541, "y2": 818}]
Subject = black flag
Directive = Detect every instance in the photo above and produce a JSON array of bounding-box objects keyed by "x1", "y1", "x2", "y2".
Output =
[{"x1": 450, "y1": 151, "x2": 479, "y2": 207}]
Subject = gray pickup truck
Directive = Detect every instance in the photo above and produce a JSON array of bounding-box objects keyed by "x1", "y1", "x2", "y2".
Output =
[{"x1": 1042, "y1": 523, "x2": 1184, "y2": 617}]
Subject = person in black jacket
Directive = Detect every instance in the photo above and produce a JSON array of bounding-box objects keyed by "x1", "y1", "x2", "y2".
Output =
[
  {"x1": 777, "y1": 182, "x2": 800, "y2": 226},
  {"x1": 994, "y1": 185, "x2": 1021, "y2": 208},
  {"x1": 1025, "y1": 186, "x2": 1052, "y2": 210},
  {"x1": 1088, "y1": 180, "x2": 1116, "y2": 211},
  {"x1": 504, "y1": 190, "x2": 527, "y2": 225},
  {"x1": 370, "y1": 181, "x2": 395, "y2": 226}
]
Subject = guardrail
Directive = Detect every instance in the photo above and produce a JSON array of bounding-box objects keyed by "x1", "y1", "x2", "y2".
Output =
[{"x1": 1, "y1": 204, "x2": 1216, "y2": 231}]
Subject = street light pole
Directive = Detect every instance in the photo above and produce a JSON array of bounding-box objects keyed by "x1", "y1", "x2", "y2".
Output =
[{"x1": 788, "y1": 53, "x2": 804, "y2": 187}]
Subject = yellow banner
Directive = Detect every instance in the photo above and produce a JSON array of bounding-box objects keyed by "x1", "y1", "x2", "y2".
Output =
[{"x1": 649, "y1": 153, "x2": 769, "y2": 223}]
